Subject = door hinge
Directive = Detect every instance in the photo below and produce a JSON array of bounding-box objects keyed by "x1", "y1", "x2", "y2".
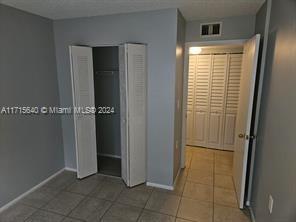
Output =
[{"x1": 245, "y1": 135, "x2": 256, "y2": 140}]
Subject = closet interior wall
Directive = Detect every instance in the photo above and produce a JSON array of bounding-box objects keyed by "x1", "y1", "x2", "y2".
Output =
[
  {"x1": 186, "y1": 46, "x2": 243, "y2": 151},
  {"x1": 93, "y1": 46, "x2": 121, "y2": 176}
]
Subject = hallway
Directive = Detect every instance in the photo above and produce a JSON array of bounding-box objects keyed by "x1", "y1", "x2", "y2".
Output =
[{"x1": 174, "y1": 146, "x2": 251, "y2": 222}]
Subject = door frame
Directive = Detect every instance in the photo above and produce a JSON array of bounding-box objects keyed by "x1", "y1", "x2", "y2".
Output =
[
  {"x1": 181, "y1": 39, "x2": 247, "y2": 168},
  {"x1": 92, "y1": 43, "x2": 121, "y2": 160},
  {"x1": 71, "y1": 43, "x2": 148, "y2": 186},
  {"x1": 246, "y1": 0, "x2": 272, "y2": 206},
  {"x1": 233, "y1": 34, "x2": 261, "y2": 208}
]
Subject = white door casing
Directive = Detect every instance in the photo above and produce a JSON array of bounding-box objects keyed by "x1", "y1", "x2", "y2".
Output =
[
  {"x1": 233, "y1": 34, "x2": 260, "y2": 209},
  {"x1": 186, "y1": 52, "x2": 242, "y2": 151},
  {"x1": 182, "y1": 40, "x2": 246, "y2": 167},
  {"x1": 69, "y1": 46, "x2": 97, "y2": 179}
]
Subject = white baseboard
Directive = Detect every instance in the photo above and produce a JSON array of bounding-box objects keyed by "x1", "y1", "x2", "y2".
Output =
[
  {"x1": 65, "y1": 167, "x2": 77, "y2": 172},
  {"x1": 248, "y1": 206, "x2": 256, "y2": 222},
  {"x1": 146, "y1": 182, "x2": 174, "y2": 190},
  {"x1": 0, "y1": 168, "x2": 65, "y2": 213}
]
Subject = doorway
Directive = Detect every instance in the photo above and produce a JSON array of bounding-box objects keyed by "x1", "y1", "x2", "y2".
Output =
[
  {"x1": 93, "y1": 46, "x2": 121, "y2": 177},
  {"x1": 181, "y1": 36, "x2": 260, "y2": 209},
  {"x1": 185, "y1": 44, "x2": 244, "y2": 151}
]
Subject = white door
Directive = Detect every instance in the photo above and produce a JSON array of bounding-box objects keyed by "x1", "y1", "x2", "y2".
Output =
[
  {"x1": 119, "y1": 43, "x2": 147, "y2": 187},
  {"x1": 233, "y1": 34, "x2": 260, "y2": 208},
  {"x1": 70, "y1": 46, "x2": 97, "y2": 179}
]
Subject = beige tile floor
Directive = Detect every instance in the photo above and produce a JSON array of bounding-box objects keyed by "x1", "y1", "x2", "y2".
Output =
[
  {"x1": 178, "y1": 146, "x2": 251, "y2": 222},
  {"x1": 0, "y1": 146, "x2": 251, "y2": 222}
]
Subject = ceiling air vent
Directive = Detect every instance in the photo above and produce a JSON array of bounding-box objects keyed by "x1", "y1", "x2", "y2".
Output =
[{"x1": 200, "y1": 22, "x2": 222, "y2": 37}]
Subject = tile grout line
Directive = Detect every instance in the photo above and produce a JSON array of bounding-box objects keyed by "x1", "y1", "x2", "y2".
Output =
[
  {"x1": 52, "y1": 177, "x2": 100, "y2": 218},
  {"x1": 178, "y1": 147, "x2": 216, "y2": 222},
  {"x1": 90, "y1": 177, "x2": 128, "y2": 221},
  {"x1": 177, "y1": 150, "x2": 192, "y2": 218},
  {"x1": 3, "y1": 148, "x2": 247, "y2": 222},
  {"x1": 141, "y1": 207, "x2": 179, "y2": 218},
  {"x1": 135, "y1": 187, "x2": 155, "y2": 221},
  {"x1": 231, "y1": 171, "x2": 240, "y2": 209},
  {"x1": 69, "y1": 177, "x2": 132, "y2": 221},
  {"x1": 100, "y1": 182, "x2": 156, "y2": 221},
  {"x1": 174, "y1": 182, "x2": 184, "y2": 220},
  {"x1": 33, "y1": 174, "x2": 118, "y2": 221},
  {"x1": 20, "y1": 173, "x2": 81, "y2": 221},
  {"x1": 175, "y1": 151, "x2": 191, "y2": 221}
]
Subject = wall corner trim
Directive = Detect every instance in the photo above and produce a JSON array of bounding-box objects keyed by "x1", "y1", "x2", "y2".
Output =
[
  {"x1": 0, "y1": 168, "x2": 67, "y2": 213},
  {"x1": 146, "y1": 182, "x2": 174, "y2": 190}
]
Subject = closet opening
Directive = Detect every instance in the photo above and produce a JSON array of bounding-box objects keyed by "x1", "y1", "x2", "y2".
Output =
[
  {"x1": 93, "y1": 46, "x2": 121, "y2": 177},
  {"x1": 70, "y1": 43, "x2": 147, "y2": 187},
  {"x1": 181, "y1": 36, "x2": 261, "y2": 209}
]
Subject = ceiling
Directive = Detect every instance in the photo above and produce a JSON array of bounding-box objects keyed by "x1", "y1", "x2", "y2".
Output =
[{"x1": 0, "y1": 0, "x2": 265, "y2": 21}]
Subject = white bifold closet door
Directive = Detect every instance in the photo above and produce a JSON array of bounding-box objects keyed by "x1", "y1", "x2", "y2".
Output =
[
  {"x1": 193, "y1": 55, "x2": 212, "y2": 147},
  {"x1": 187, "y1": 55, "x2": 212, "y2": 147},
  {"x1": 208, "y1": 54, "x2": 228, "y2": 149},
  {"x1": 119, "y1": 43, "x2": 147, "y2": 187},
  {"x1": 69, "y1": 46, "x2": 97, "y2": 179},
  {"x1": 185, "y1": 55, "x2": 196, "y2": 145},
  {"x1": 223, "y1": 54, "x2": 243, "y2": 150},
  {"x1": 70, "y1": 44, "x2": 147, "y2": 184},
  {"x1": 186, "y1": 53, "x2": 243, "y2": 150}
]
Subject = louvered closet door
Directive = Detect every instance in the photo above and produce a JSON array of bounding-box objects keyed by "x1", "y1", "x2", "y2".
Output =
[
  {"x1": 70, "y1": 46, "x2": 97, "y2": 179},
  {"x1": 186, "y1": 55, "x2": 197, "y2": 145},
  {"x1": 126, "y1": 44, "x2": 147, "y2": 186},
  {"x1": 192, "y1": 55, "x2": 212, "y2": 146},
  {"x1": 223, "y1": 54, "x2": 243, "y2": 150},
  {"x1": 207, "y1": 55, "x2": 227, "y2": 148}
]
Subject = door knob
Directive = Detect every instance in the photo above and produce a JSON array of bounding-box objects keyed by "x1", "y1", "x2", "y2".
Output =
[{"x1": 238, "y1": 133, "x2": 245, "y2": 138}]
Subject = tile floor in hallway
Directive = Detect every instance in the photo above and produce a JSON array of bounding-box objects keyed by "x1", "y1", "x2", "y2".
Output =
[{"x1": 0, "y1": 146, "x2": 251, "y2": 222}]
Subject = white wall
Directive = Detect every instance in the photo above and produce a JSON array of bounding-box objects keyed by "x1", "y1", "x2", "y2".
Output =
[
  {"x1": 54, "y1": 9, "x2": 179, "y2": 186},
  {"x1": 186, "y1": 15, "x2": 256, "y2": 42}
]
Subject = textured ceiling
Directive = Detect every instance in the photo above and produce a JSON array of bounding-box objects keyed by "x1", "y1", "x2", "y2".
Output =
[{"x1": 0, "y1": 0, "x2": 265, "y2": 21}]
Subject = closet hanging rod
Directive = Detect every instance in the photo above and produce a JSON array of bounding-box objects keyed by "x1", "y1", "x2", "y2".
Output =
[{"x1": 95, "y1": 70, "x2": 118, "y2": 75}]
